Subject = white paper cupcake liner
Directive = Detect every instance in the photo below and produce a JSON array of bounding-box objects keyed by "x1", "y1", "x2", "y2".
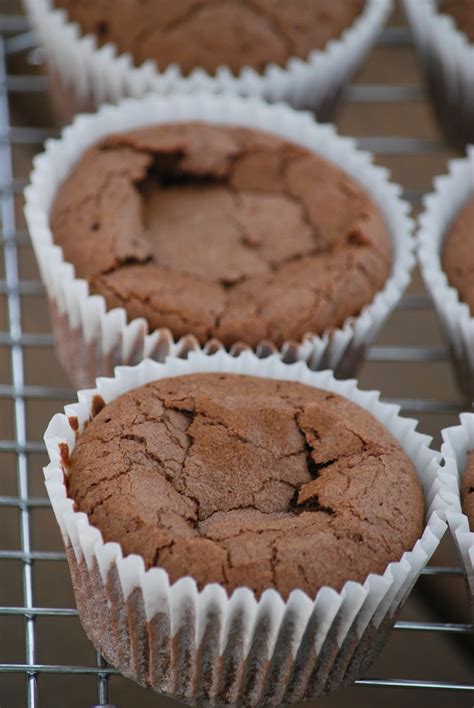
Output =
[
  {"x1": 24, "y1": 0, "x2": 392, "y2": 118},
  {"x1": 418, "y1": 146, "x2": 474, "y2": 401},
  {"x1": 43, "y1": 350, "x2": 446, "y2": 705},
  {"x1": 403, "y1": 0, "x2": 474, "y2": 149},
  {"x1": 24, "y1": 92, "x2": 415, "y2": 390},
  {"x1": 440, "y1": 414, "x2": 474, "y2": 619}
]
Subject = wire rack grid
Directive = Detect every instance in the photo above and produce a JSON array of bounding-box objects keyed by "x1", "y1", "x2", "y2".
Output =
[{"x1": 0, "y1": 8, "x2": 473, "y2": 708}]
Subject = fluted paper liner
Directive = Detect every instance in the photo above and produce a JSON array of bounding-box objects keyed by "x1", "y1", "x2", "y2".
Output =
[
  {"x1": 24, "y1": 0, "x2": 391, "y2": 117},
  {"x1": 440, "y1": 414, "x2": 474, "y2": 619},
  {"x1": 43, "y1": 350, "x2": 446, "y2": 704},
  {"x1": 403, "y1": 0, "x2": 474, "y2": 149},
  {"x1": 24, "y1": 93, "x2": 415, "y2": 389},
  {"x1": 418, "y1": 146, "x2": 474, "y2": 401}
]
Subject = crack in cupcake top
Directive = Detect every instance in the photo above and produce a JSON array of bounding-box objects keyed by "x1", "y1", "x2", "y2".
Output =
[
  {"x1": 54, "y1": 0, "x2": 365, "y2": 75},
  {"x1": 66, "y1": 373, "x2": 424, "y2": 599},
  {"x1": 461, "y1": 450, "x2": 474, "y2": 528},
  {"x1": 50, "y1": 122, "x2": 392, "y2": 349}
]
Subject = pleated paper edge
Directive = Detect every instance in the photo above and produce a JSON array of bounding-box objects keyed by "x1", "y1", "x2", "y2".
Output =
[
  {"x1": 417, "y1": 146, "x2": 474, "y2": 388},
  {"x1": 440, "y1": 414, "x2": 474, "y2": 602},
  {"x1": 42, "y1": 350, "x2": 447, "y2": 702},
  {"x1": 24, "y1": 0, "x2": 392, "y2": 112},
  {"x1": 24, "y1": 92, "x2": 415, "y2": 385}
]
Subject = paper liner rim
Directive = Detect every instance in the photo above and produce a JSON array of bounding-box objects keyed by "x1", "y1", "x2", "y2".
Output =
[
  {"x1": 43, "y1": 350, "x2": 447, "y2": 636},
  {"x1": 24, "y1": 92, "x2": 415, "y2": 364},
  {"x1": 418, "y1": 147, "x2": 474, "y2": 347},
  {"x1": 441, "y1": 415, "x2": 474, "y2": 585},
  {"x1": 403, "y1": 0, "x2": 474, "y2": 60},
  {"x1": 27, "y1": 0, "x2": 392, "y2": 92}
]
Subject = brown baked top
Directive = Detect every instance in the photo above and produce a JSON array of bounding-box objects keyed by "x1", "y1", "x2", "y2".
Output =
[
  {"x1": 50, "y1": 122, "x2": 392, "y2": 349},
  {"x1": 462, "y1": 450, "x2": 474, "y2": 528},
  {"x1": 442, "y1": 195, "x2": 474, "y2": 311},
  {"x1": 440, "y1": 0, "x2": 474, "y2": 43},
  {"x1": 66, "y1": 373, "x2": 424, "y2": 598},
  {"x1": 54, "y1": 0, "x2": 365, "y2": 75}
]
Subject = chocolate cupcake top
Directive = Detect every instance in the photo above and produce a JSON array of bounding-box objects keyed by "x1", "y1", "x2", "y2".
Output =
[
  {"x1": 50, "y1": 122, "x2": 392, "y2": 349},
  {"x1": 440, "y1": 0, "x2": 474, "y2": 43},
  {"x1": 461, "y1": 451, "x2": 474, "y2": 528},
  {"x1": 442, "y1": 195, "x2": 474, "y2": 311},
  {"x1": 66, "y1": 373, "x2": 424, "y2": 598},
  {"x1": 54, "y1": 0, "x2": 365, "y2": 75}
]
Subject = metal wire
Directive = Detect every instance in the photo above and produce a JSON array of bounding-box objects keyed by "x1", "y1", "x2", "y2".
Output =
[
  {"x1": 0, "y1": 28, "x2": 38, "y2": 707},
  {"x1": 0, "y1": 11, "x2": 473, "y2": 708}
]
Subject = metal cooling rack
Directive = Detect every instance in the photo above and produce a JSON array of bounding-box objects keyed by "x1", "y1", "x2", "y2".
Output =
[{"x1": 0, "y1": 11, "x2": 473, "y2": 708}]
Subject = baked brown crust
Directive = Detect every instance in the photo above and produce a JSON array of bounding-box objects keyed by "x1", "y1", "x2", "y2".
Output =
[
  {"x1": 67, "y1": 373, "x2": 425, "y2": 599},
  {"x1": 54, "y1": 0, "x2": 365, "y2": 75},
  {"x1": 442, "y1": 196, "x2": 474, "y2": 313},
  {"x1": 50, "y1": 122, "x2": 392, "y2": 349}
]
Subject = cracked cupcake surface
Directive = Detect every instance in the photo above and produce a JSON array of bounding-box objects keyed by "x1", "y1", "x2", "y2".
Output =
[
  {"x1": 54, "y1": 0, "x2": 365, "y2": 75},
  {"x1": 461, "y1": 451, "x2": 474, "y2": 528},
  {"x1": 51, "y1": 122, "x2": 392, "y2": 349},
  {"x1": 66, "y1": 373, "x2": 424, "y2": 598}
]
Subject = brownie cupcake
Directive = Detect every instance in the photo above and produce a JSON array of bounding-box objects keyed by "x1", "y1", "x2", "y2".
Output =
[
  {"x1": 461, "y1": 453, "x2": 474, "y2": 532},
  {"x1": 25, "y1": 0, "x2": 392, "y2": 119},
  {"x1": 50, "y1": 123, "x2": 392, "y2": 354},
  {"x1": 54, "y1": 0, "x2": 366, "y2": 76},
  {"x1": 461, "y1": 450, "x2": 474, "y2": 531},
  {"x1": 442, "y1": 196, "x2": 474, "y2": 321},
  {"x1": 418, "y1": 147, "x2": 474, "y2": 401},
  {"x1": 440, "y1": 415, "x2": 474, "y2": 620},
  {"x1": 44, "y1": 351, "x2": 446, "y2": 704},
  {"x1": 25, "y1": 93, "x2": 414, "y2": 389},
  {"x1": 404, "y1": 0, "x2": 474, "y2": 149}
]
